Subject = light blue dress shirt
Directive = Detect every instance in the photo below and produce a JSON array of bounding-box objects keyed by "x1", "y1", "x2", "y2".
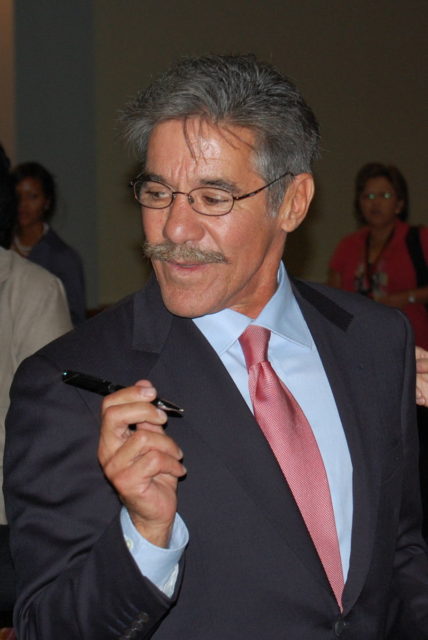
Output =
[{"x1": 122, "y1": 263, "x2": 353, "y2": 592}]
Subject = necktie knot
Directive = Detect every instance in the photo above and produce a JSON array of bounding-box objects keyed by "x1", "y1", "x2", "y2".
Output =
[{"x1": 239, "y1": 325, "x2": 270, "y2": 371}]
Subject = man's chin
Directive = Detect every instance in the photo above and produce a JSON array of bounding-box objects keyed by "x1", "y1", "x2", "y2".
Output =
[{"x1": 158, "y1": 285, "x2": 216, "y2": 319}]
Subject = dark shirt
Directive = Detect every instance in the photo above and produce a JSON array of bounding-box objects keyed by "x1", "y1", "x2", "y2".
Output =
[{"x1": 28, "y1": 227, "x2": 86, "y2": 324}]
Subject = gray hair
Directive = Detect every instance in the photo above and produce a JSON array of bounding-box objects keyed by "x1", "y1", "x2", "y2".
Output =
[{"x1": 121, "y1": 54, "x2": 320, "y2": 213}]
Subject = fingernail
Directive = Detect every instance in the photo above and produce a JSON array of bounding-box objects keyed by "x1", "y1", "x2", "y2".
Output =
[{"x1": 139, "y1": 386, "x2": 155, "y2": 399}]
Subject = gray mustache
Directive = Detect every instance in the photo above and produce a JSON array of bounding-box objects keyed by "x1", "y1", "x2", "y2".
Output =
[{"x1": 143, "y1": 242, "x2": 228, "y2": 264}]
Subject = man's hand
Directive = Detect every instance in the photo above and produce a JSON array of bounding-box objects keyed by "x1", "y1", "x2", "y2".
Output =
[
  {"x1": 98, "y1": 380, "x2": 186, "y2": 548},
  {"x1": 416, "y1": 347, "x2": 428, "y2": 406}
]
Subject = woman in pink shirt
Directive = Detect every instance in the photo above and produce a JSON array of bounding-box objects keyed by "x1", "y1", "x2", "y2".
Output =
[{"x1": 328, "y1": 162, "x2": 428, "y2": 350}]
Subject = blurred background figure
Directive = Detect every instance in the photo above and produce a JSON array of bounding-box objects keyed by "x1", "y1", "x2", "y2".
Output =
[
  {"x1": 328, "y1": 162, "x2": 428, "y2": 349},
  {"x1": 0, "y1": 145, "x2": 72, "y2": 633},
  {"x1": 328, "y1": 161, "x2": 428, "y2": 537},
  {"x1": 11, "y1": 162, "x2": 86, "y2": 324}
]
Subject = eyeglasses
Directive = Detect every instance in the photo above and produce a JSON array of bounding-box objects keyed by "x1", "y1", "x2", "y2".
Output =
[
  {"x1": 361, "y1": 191, "x2": 394, "y2": 201},
  {"x1": 129, "y1": 171, "x2": 293, "y2": 217}
]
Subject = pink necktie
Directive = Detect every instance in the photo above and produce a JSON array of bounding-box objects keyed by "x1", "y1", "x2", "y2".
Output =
[{"x1": 239, "y1": 325, "x2": 344, "y2": 607}]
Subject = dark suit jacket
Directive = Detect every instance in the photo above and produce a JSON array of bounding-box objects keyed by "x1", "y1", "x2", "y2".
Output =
[
  {"x1": 4, "y1": 275, "x2": 428, "y2": 639},
  {"x1": 28, "y1": 227, "x2": 86, "y2": 325}
]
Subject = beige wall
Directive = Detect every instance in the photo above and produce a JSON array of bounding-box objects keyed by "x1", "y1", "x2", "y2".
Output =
[
  {"x1": 0, "y1": 0, "x2": 15, "y2": 161},
  {"x1": 8, "y1": 1, "x2": 428, "y2": 305}
]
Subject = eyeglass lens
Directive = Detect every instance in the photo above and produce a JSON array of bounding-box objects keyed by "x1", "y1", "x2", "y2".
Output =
[
  {"x1": 362, "y1": 192, "x2": 393, "y2": 200},
  {"x1": 134, "y1": 181, "x2": 235, "y2": 215}
]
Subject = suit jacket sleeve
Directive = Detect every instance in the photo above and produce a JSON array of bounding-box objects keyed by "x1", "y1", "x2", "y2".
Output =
[
  {"x1": 4, "y1": 353, "x2": 181, "y2": 640},
  {"x1": 386, "y1": 317, "x2": 428, "y2": 639}
]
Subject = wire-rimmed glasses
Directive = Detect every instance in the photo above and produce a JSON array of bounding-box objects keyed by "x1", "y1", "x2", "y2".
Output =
[{"x1": 129, "y1": 171, "x2": 293, "y2": 217}]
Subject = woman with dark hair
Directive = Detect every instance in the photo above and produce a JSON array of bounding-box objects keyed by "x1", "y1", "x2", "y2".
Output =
[
  {"x1": 11, "y1": 162, "x2": 86, "y2": 324},
  {"x1": 328, "y1": 162, "x2": 428, "y2": 350}
]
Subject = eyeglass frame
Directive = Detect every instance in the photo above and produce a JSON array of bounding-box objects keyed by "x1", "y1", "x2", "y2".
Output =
[{"x1": 129, "y1": 170, "x2": 294, "y2": 217}]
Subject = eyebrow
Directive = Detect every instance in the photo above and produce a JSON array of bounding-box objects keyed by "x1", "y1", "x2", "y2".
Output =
[
  {"x1": 199, "y1": 178, "x2": 239, "y2": 192},
  {"x1": 141, "y1": 172, "x2": 240, "y2": 194}
]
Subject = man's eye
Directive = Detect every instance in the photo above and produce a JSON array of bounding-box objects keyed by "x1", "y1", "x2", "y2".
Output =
[
  {"x1": 143, "y1": 184, "x2": 170, "y2": 200},
  {"x1": 200, "y1": 190, "x2": 230, "y2": 206},
  {"x1": 148, "y1": 190, "x2": 168, "y2": 199}
]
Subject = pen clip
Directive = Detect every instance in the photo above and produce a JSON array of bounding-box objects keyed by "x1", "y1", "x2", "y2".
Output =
[{"x1": 154, "y1": 398, "x2": 184, "y2": 415}]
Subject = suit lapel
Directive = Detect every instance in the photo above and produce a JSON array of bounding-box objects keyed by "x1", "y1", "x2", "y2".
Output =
[{"x1": 293, "y1": 280, "x2": 385, "y2": 612}]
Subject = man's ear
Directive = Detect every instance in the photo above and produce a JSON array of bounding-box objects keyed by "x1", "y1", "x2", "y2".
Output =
[{"x1": 278, "y1": 173, "x2": 315, "y2": 232}]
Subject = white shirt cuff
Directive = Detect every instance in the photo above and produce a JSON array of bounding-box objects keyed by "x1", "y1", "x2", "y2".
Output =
[{"x1": 120, "y1": 506, "x2": 189, "y2": 597}]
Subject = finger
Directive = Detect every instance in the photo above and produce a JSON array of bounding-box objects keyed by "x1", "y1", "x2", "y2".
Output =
[
  {"x1": 98, "y1": 400, "x2": 168, "y2": 467},
  {"x1": 416, "y1": 360, "x2": 428, "y2": 373},
  {"x1": 103, "y1": 442, "x2": 186, "y2": 504},
  {"x1": 416, "y1": 387, "x2": 427, "y2": 405},
  {"x1": 102, "y1": 381, "x2": 158, "y2": 411},
  {"x1": 102, "y1": 400, "x2": 167, "y2": 430},
  {"x1": 101, "y1": 382, "x2": 168, "y2": 433},
  {"x1": 415, "y1": 346, "x2": 427, "y2": 360},
  {"x1": 100, "y1": 421, "x2": 182, "y2": 471},
  {"x1": 116, "y1": 449, "x2": 187, "y2": 493},
  {"x1": 111, "y1": 427, "x2": 183, "y2": 465}
]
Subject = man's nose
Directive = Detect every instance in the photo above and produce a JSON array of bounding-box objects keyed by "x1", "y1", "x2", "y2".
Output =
[{"x1": 163, "y1": 193, "x2": 204, "y2": 244}]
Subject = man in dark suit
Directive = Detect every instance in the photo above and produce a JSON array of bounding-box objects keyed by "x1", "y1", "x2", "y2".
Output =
[{"x1": 4, "y1": 54, "x2": 428, "y2": 639}]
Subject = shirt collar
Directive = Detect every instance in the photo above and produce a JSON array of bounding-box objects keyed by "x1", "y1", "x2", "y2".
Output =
[{"x1": 193, "y1": 262, "x2": 312, "y2": 355}]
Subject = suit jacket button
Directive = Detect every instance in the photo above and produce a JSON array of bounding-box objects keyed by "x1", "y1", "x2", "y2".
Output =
[{"x1": 334, "y1": 618, "x2": 348, "y2": 636}]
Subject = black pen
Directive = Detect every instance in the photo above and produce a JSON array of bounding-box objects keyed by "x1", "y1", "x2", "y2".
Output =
[{"x1": 62, "y1": 370, "x2": 184, "y2": 416}]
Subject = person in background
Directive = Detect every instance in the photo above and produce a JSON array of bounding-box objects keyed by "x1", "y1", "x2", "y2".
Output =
[
  {"x1": 328, "y1": 162, "x2": 428, "y2": 350},
  {"x1": 328, "y1": 162, "x2": 428, "y2": 536},
  {"x1": 0, "y1": 144, "x2": 72, "y2": 636},
  {"x1": 11, "y1": 162, "x2": 86, "y2": 325},
  {"x1": 4, "y1": 56, "x2": 428, "y2": 639}
]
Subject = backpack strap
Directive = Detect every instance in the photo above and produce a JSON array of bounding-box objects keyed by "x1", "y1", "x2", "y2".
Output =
[{"x1": 406, "y1": 226, "x2": 428, "y2": 287}]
